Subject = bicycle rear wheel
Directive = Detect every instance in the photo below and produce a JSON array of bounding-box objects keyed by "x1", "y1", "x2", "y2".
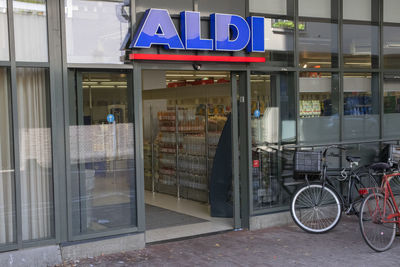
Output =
[
  {"x1": 291, "y1": 183, "x2": 342, "y2": 233},
  {"x1": 359, "y1": 193, "x2": 396, "y2": 252}
]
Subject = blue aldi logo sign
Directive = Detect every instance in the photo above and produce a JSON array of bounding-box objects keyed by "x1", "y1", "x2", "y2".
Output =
[{"x1": 130, "y1": 9, "x2": 265, "y2": 53}]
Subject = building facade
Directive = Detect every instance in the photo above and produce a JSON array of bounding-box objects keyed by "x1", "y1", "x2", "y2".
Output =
[{"x1": 0, "y1": 0, "x2": 400, "y2": 264}]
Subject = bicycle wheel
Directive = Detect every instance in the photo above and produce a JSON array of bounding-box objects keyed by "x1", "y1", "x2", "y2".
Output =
[
  {"x1": 352, "y1": 172, "x2": 379, "y2": 215},
  {"x1": 291, "y1": 183, "x2": 342, "y2": 233},
  {"x1": 359, "y1": 193, "x2": 396, "y2": 252}
]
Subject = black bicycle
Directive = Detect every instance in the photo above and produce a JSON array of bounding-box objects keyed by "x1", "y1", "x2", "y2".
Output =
[{"x1": 290, "y1": 145, "x2": 379, "y2": 234}]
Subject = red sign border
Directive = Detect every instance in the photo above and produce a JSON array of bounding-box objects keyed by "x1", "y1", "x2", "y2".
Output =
[{"x1": 129, "y1": 53, "x2": 266, "y2": 63}]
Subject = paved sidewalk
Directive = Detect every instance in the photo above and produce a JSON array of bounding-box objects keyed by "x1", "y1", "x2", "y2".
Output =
[{"x1": 58, "y1": 216, "x2": 400, "y2": 267}]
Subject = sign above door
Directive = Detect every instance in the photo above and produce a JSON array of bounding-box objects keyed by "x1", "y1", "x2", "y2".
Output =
[{"x1": 129, "y1": 9, "x2": 266, "y2": 63}]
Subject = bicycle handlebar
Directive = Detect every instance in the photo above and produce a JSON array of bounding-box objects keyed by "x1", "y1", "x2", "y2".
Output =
[{"x1": 322, "y1": 145, "x2": 346, "y2": 157}]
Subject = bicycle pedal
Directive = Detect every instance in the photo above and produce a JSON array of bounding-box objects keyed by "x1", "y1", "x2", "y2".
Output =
[
  {"x1": 345, "y1": 205, "x2": 357, "y2": 215},
  {"x1": 345, "y1": 209, "x2": 357, "y2": 215}
]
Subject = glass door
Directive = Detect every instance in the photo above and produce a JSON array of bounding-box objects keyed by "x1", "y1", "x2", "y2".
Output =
[
  {"x1": 68, "y1": 70, "x2": 137, "y2": 238},
  {"x1": 250, "y1": 72, "x2": 296, "y2": 213}
]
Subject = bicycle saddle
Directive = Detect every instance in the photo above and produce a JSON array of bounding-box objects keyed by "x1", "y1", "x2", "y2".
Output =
[
  {"x1": 346, "y1": 156, "x2": 361, "y2": 163},
  {"x1": 369, "y1": 162, "x2": 391, "y2": 171}
]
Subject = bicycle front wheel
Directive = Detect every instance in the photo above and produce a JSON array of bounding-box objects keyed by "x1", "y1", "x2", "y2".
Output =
[
  {"x1": 291, "y1": 183, "x2": 342, "y2": 233},
  {"x1": 359, "y1": 193, "x2": 396, "y2": 252}
]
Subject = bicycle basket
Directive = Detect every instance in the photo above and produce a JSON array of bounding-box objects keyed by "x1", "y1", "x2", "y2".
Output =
[{"x1": 294, "y1": 151, "x2": 321, "y2": 174}]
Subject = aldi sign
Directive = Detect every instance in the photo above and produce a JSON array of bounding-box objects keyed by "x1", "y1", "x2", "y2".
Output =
[{"x1": 130, "y1": 9, "x2": 265, "y2": 53}]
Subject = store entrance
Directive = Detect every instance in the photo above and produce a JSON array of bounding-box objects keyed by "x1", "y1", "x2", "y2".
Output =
[{"x1": 142, "y1": 70, "x2": 235, "y2": 242}]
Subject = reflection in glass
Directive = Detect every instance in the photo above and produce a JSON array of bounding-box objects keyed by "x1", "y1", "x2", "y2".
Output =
[
  {"x1": 343, "y1": 73, "x2": 379, "y2": 140},
  {"x1": 13, "y1": 0, "x2": 48, "y2": 62},
  {"x1": 0, "y1": 0, "x2": 9, "y2": 61},
  {"x1": 65, "y1": 0, "x2": 129, "y2": 64},
  {"x1": 299, "y1": 72, "x2": 339, "y2": 144},
  {"x1": 0, "y1": 68, "x2": 15, "y2": 245},
  {"x1": 251, "y1": 73, "x2": 277, "y2": 146},
  {"x1": 383, "y1": 74, "x2": 400, "y2": 138},
  {"x1": 17, "y1": 68, "x2": 53, "y2": 241},
  {"x1": 299, "y1": 21, "x2": 338, "y2": 68},
  {"x1": 70, "y1": 71, "x2": 136, "y2": 235},
  {"x1": 343, "y1": 24, "x2": 379, "y2": 69},
  {"x1": 384, "y1": 26, "x2": 400, "y2": 69},
  {"x1": 250, "y1": 72, "x2": 293, "y2": 211},
  {"x1": 251, "y1": 18, "x2": 294, "y2": 66}
]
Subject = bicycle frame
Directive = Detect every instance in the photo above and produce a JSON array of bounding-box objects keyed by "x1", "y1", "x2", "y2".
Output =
[
  {"x1": 305, "y1": 161, "x2": 362, "y2": 211},
  {"x1": 364, "y1": 173, "x2": 400, "y2": 226}
]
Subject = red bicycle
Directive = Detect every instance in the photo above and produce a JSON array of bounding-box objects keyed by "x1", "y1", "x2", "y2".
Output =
[{"x1": 359, "y1": 166, "x2": 400, "y2": 252}]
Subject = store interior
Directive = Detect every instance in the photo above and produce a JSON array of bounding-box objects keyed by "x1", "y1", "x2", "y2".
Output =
[{"x1": 142, "y1": 70, "x2": 234, "y2": 242}]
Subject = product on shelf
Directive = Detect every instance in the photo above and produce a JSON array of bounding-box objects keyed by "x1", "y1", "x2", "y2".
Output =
[{"x1": 344, "y1": 95, "x2": 372, "y2": 115}]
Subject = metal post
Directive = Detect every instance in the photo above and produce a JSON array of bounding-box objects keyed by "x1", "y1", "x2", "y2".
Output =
[
  {"x1": 175, "y1": 104, "x2": 180, "y2": 199},
  {"x1": 205, "y1": 103, "x2": 209, "y2": 203},
  {"x1": 150, "y1": 105, "x2": 155, "y2": 193}
]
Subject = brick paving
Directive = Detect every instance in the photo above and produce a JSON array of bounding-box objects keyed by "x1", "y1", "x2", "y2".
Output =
[{"x1": 58, "y1": 216, "x2": 400, "y2": 267}]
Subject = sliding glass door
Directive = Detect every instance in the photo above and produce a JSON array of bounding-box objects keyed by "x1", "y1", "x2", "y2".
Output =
[
  {"x1": 68, "y1": 70, "x2": 137, "y2": 238},
  {"x1": 0, "y1": 68, "x2": 15, "y2": 246}
]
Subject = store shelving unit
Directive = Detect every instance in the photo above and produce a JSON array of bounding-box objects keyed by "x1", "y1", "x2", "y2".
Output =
[{"x1": 144, "y1": 104, "x2": 228, "y2": 203}]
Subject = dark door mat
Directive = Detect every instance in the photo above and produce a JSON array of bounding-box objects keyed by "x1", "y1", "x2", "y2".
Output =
[{"x1": 146, "y1": 204, "x2": 208, "y2": 230}]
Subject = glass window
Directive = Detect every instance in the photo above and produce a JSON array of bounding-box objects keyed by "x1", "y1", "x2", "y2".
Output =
[
  {"x1": 299, "y1": 72, "x2": 339, "y2": 144},
  {"x1": 69, "y1": 71, "x2": 136, "y2": 235},
  {"x1": 383, "y1": 74, "x2": 400, "y2": 138},
  {"x1": 17, "y1": 68, "x2": 54, "y2": 241},
  {"x1": 383, "y1": 26, "x2": 400, "y2": 69},
  {"x1": 343, "y1": 24, "x2": 379, "y2": 69},
  {"x1": 343, "y1": 73, "x2": 379, "y2": 141},
  {"x1": 249, "y1": 0, "x2": 287, "y2": 15},
  {"x1": 0, "y1": 0, "x2": 9, "y2": 61},
  {"x1": 343, "y1": 0, "x2": 371, "y2": 21},
  {"x1": 299, "y1": 0, "x2": 331, "y2": 18},
  {"x1": 136, "y1": 0, "x2": 192, "y2": 16},
  {"x1": 198, "y1": 0, "x2": 244, "y2": 17},
  {"x1": 13, "y1": 0, "x2": 48, "y2": 62},
  {"x1": 250, "y1": 72, "x2": 295, "y2": 211},
  {"x1": 65, "y1": 0, "x2": 129, "y2": 64},
  {"x1": 384, "y1": 0, "x2": 400, "y2": 23},
  {"x1": 251, "y1": 17, "x2": 294, "y2": 67},
  {"x1": 0, "y1": 68, "x2": 15, "y2": 245},
  {"x1": 280, "y1": 72, "x2": 296, "y2": 143},
  {"x1": 299, "y1": 21, "x2": 338, "y2": 68}
]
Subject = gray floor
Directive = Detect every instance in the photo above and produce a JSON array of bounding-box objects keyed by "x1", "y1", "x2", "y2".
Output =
[
  {"x1": 145, "y1": 204, "x2": 207, "y2": 230},
  {"x1": 65, "y1": 215, "x2": 400, "y2": 267}
]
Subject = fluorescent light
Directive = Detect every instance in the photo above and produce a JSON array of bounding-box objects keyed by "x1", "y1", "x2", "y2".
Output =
[
  {"x1": 165, "y1": 74, "x2": 194, "y2": 77},
  {"x1": 82, "y1": 82, "x2": 98, "y2": 85},
  {"x1": 100, "y1": 82, "x2": 127, "y2": 85},
  {"x1": 90, "y1": 85, "x2": 115, "y2": 89},
  {"x1": 195, "y1": 74, "x2": 228, "y2": 77},
  {"x1": 305, "y1": 62, "x2": 331, "y2": 65},
  {"x1": 89, "y1": 79, "x2": 112, "y2": 82}
]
